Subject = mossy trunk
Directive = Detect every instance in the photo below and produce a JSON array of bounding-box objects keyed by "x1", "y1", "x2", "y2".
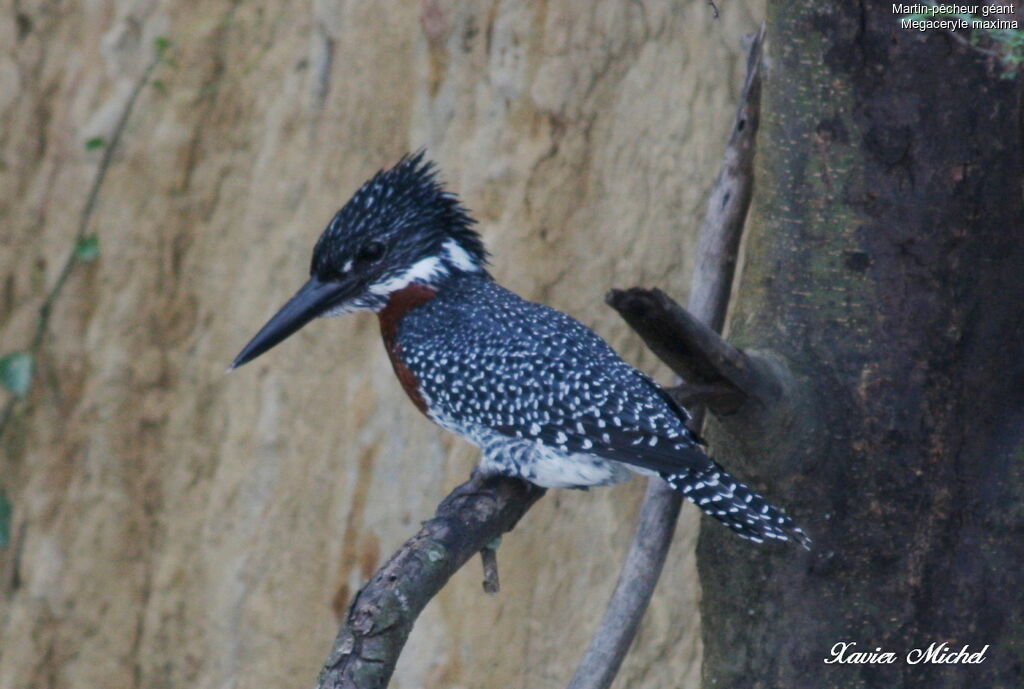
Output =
[{"x1": 698, "y1": 2, "x2": 1024, "y2": 688}]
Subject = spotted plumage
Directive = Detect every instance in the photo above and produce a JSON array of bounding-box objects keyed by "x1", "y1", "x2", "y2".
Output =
[{"x1": 232, "y1": 152, "x2": 810, "y2": 548}]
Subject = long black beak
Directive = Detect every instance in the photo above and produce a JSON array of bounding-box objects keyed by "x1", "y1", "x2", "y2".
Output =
[{"x1": 230, "y1": 276, "x2": 352, "y2": 370}]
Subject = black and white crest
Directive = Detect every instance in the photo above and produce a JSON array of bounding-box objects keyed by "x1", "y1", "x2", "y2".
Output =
[{"x1": 310, "y1": 151, "x2": 487, "y2": 283}]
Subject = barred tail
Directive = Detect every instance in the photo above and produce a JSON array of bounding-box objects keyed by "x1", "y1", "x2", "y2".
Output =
[{"x1": 662, "y1": 462, "x2": 811, "y2": 549}]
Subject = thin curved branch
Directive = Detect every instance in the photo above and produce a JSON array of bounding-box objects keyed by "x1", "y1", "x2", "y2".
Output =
[
  {"x1": 316, "y1": 473, "x2": 544, "y2": 689},
  {"x1": 687, "y1": 24, "x2": 765, "y2": 334},
  {"x1": 0, "y1": 44, "x2": 167, "y2": 437},
  {"x1": 564, "y1": 24, "x2": 765, "y2": 689}
]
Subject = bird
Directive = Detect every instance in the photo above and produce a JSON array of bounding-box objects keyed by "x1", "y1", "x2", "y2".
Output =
[{"x1": 231, "y1": 152, "x2": 809, "y2": 547}]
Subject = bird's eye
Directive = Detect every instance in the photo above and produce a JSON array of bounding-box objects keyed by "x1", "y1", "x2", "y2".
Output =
[{"x1": 356, "y1": 241, "x2": 386, "y2": 263}]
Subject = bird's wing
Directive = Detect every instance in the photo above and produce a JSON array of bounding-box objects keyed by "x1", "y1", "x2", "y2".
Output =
[
  {"x1": 490, "y1": 382, "x2": 710, "y2": 476},
  {"x1": 406, "y1": 292, "x2": 710, "y2": 475}
]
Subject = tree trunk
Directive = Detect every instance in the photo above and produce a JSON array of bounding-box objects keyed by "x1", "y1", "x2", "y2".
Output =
[{"x1": 699, "y1": 2, "x2": 1024, "y2": 688}]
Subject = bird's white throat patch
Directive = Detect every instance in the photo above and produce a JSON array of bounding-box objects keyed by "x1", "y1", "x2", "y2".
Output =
[
  {"x1": 367, "y1": 239, "x2": 481, "y2": 301},
  {"x1": 368, "y1": 255, "x2": 446, "y2": 298},
  {"x1": 322, "y1": 239, "x2": 482, "y2": 317}
]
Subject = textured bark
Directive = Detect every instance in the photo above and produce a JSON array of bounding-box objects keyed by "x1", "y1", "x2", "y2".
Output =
[
  {"x1": 699, "y1": 2, "x2": 1024, "y2": 689},
  {"x1": 0, "y1": 2, "x2": 762, "y2": 689},
  {"x1": 317, "y1": 474, "x2": 544, "y2": 689}
]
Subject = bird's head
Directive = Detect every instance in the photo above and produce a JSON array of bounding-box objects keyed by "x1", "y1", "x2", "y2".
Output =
[{"x1": 230, "y1": 152, "x2": 487, "y2": 369}]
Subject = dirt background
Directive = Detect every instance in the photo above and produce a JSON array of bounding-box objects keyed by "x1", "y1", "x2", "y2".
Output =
[{"x1": 0, "y1": 2, "x2": 762, "y2": 687}]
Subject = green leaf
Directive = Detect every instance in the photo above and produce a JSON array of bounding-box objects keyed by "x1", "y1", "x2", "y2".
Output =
[
  {"x1": 75, "y1": 235, "x2": 100, "y2": 262},
  {"x1": 84, "y1": 136, "x2": 106, "y2": 151},
  {"x1": 0, "y1": 490, "x2": 10, "y2": 549},
  {"x1": 154, "y1": 36, "x2": 171, "y2": 57},
  {"x1": 0, "y1": 351, "x2": 33, "y2": 398}
]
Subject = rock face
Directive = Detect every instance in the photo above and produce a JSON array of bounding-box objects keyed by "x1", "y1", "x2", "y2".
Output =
[{"x1": 0, "y1": 2, "x2": 760, "y2": 688}]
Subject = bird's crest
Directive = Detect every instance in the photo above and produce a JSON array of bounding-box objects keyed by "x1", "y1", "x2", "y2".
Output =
[{"x1": 311, "y1": 151, "x2": 487, "y2": 279}]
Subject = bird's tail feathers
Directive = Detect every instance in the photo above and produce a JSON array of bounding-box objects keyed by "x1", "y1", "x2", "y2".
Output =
[{"x1": 662, "y1": 462, "x2": 810, "y2": 549}]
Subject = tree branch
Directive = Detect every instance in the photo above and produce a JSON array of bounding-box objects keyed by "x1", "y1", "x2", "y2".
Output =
[
  {"x1": 605, "y1": 286, "x2": 781, "y2": 414},
  {"x1": 480, "y1": 537, "x2": 501, "y2": 595},
  {"x1": 316, "y1": 473, "x2": 544, "y2": 689},
  {"x1": 606, "y1": 288, "x2": 749, "y2": 413},
  {"x1": 667, "y1": 381, "x2": 745, "y2": 412},
  {"x1": 564, "y1": 24, "x2": 765, "y2": 689},
  {"x1": 688, "y1": 24, "x2": 764, "y2": 334}
]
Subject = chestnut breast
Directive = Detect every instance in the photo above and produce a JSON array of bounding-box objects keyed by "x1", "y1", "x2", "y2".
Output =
[{"x1": 377, "y1": 283, "x2": 440, "y2": 415}]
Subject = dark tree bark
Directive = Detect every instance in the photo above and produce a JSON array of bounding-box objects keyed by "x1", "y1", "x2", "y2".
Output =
[{"x1": 698, "y1": 3, "x2": 1024, "y2": 689}]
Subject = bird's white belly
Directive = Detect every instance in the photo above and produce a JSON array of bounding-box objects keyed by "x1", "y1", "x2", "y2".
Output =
[
  {"x1": 430, "y1": 415, "x2": 635, "y2": 488},
  {"x1": 480, "y1": 443, "x2": 633, "y2": 488}
]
